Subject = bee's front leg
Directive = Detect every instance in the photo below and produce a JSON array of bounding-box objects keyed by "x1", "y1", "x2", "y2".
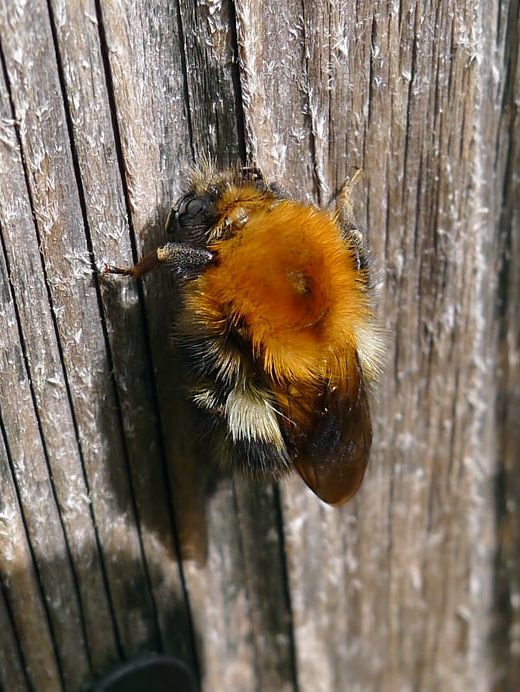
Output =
[{"x1": 104, "y1": 243, "x2": 215, "y2": 280}]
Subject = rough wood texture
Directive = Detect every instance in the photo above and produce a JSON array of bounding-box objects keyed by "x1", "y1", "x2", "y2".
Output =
[{"x1": 0, "y1": 1, "x2": 517, "y2": 691}]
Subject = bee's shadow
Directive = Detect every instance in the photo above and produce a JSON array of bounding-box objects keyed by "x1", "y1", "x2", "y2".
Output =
[{"x1": 99, "y1": 213, "x2": 224, "y2": 568}]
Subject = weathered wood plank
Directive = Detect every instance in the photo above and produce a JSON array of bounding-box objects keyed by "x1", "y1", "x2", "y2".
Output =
[
  {"x1": 0, "y1": 22, "x2": 119, "y2": 680},
  {"x1": 236, "y1": 0, "x2": 316, "y2": 197},
  {"x1": 234, "y1": 480, "x2": 297, "y2": 691},
  {"x1": 0, "y1": 426, "x2": 59, "y2": 691},
  {"x1": 0, "y1": 584, "x2": 28, "y2": 692},
  {"x1": 491, "y1": 0, "x2": 520, "y2": 688},
  {"x1": 0, "y1": 0, "x2": 161, "y2": 677},
  {"x1": 235, "y1": 1, "x2": 505, "y2": 689},
  {"x1": 94, "y1": 0, "x2": 205, "y2": 679},
  {"x1": 47, "y1": 0, "x2": 195, "y2": 665},
  {"x1": 178, "y1": 0, "x2": 244, "y2": 164},
  {"x1": 0, "y1": 133, "x2": 88, "y2": 689},
  {"x1": 0, "y1": 0, "x2": 517, "y2": 690}
]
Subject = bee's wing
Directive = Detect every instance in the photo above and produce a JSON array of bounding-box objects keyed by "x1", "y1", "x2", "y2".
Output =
[{"x1": 279, "y1": 370, "x2": 372, "y2": 505}]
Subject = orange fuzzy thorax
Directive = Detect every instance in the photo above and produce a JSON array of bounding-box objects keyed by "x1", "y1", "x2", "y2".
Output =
[{"x1": 188, "y1": 198, "x2": 370, "y2": 385}]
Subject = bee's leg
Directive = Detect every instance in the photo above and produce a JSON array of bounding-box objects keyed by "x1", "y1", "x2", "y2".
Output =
[
  {"x1": 104, "y1": 248, "x2": 161, "y2": 279},
  {"x1": 156, "y1": 243, "x2": 215, "y2": 279},
  {"x1": 336, "y1": 170, "x2": 361, "y2": 231},
  {"x1": 336, "y1": 171, "x2": 369, "y2": 272},
  {"x1": 104, "y1": 243, "x2": 214, "y2": 280}
]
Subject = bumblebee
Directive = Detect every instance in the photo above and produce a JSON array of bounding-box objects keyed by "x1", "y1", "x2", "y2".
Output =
[{"x1": 106, "y1": 163, "x2": 382, "y2": 505}]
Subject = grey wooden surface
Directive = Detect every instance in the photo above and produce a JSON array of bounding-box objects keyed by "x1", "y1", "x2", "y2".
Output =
[{"x1": 0, "y1": 1, "x2": 518, "y2": 690}]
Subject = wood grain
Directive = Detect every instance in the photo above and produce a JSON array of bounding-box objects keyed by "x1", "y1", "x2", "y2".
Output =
[
  {"x1": 492, "y1": 1, "x2": 520, "y2": 688},
  {"x1": 0, "y1": 0, "x2": 517, "y2": 690},
  {"x1": 0, "y1": 413, "x2": 61, "y2": 690}
]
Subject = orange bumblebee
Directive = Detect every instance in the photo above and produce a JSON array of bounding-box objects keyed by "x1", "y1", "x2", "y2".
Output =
[{"x1": 106, "y1": 163, "x2": 382, "y2": 505}]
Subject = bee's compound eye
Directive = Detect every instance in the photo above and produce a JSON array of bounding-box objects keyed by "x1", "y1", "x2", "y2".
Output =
[
  {"x1": 165, "y1": 195, "x2": 203, "y2": 233},
  {"x1": 185, "y1": 197, "x2": 207, "y2": 217},
  {"x1": 165, "y1": 192, "x2": 218, "y2": 242},
  {"x1": 176, "y1": 194, "x2": 211, "y2": 228}
]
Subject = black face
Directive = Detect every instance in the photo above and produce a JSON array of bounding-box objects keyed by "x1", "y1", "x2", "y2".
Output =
[{"x1": 165, "y1": 190, "x2": 219, "y2": 246}]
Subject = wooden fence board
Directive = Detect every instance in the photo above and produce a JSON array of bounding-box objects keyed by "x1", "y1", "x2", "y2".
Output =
[
  {"x1": 0, "y1": 424, "x2": 61, "y2": 691},
  {"x1": 0, "y1": 123, "x2": 90, "y2": 689},
  {"x1": 0, "y1": 28, "x2": 119, "y2": 677},
  {"x1": 235, "y1": 0, "x2": 317, "y2": 196},
  {"x1": 0, "y1": 0, "x2": 518, "y2": 690},
  {"x1": 0, "y1": 583, "x2": 28, "y2": 692},
  {"x1": 0, "y1": 0, "x2": 161, "y2": 673},
  {"x1": 234, "y1": 1, "x2": 514, "y2": 689},
  {"x1": 492, "y1": 0, "x2": 520, "y2": 687},
  {"x1": 48, "y1": 0, "x2": 196, "y2": 664}
]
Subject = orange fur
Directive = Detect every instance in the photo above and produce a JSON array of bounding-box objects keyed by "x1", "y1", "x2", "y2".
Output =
[{"x1": 186, "y1": 197, "x2": 370, "y2": 387}]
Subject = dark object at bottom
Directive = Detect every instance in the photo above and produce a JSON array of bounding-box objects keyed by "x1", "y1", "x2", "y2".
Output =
[{"x1": 88, "y1": 654, "x2": 196, "y2": 692}]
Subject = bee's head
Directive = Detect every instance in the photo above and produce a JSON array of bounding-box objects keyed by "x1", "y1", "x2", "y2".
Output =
[
  {"x1": 165, "y1": 188, "x2": 220, "y2": 245},
  {"x1": 165, "y1": 164, "x2": 273, "y2": 245}
]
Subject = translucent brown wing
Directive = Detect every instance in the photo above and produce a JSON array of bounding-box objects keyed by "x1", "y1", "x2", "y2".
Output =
[{"x1": 277, "y1": 367, "x2": 372, "y2": 505}]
